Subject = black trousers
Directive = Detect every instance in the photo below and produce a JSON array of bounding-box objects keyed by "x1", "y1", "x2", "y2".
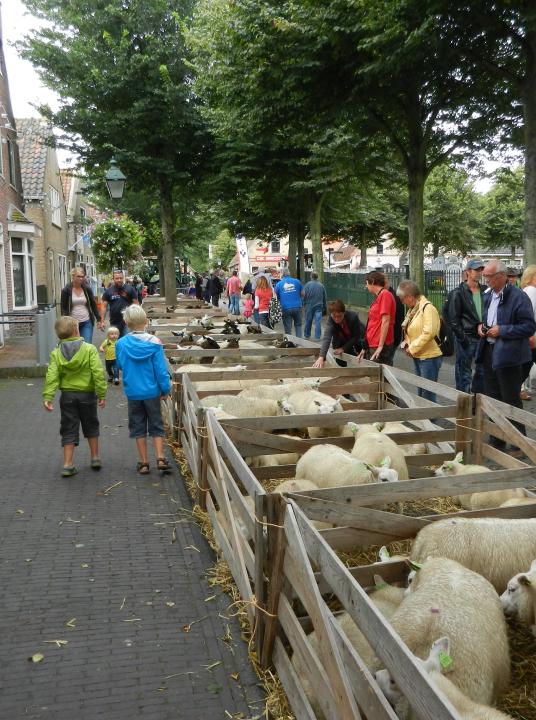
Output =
[{"x1": 482, "y1": 342, "x2": 525, "y2": 444}]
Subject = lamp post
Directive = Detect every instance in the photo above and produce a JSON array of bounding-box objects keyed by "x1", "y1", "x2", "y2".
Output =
[{"x1": 104, "y1": 157, "x2": 126, "y2": 200}]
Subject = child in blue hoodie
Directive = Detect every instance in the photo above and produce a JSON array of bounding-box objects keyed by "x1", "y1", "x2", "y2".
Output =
[{"x1": 116, "y1": 305, "x2": 172, "y2": 474}]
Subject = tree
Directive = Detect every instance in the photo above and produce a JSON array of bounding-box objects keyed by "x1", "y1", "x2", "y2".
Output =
[
  {"x1": 90, "y1": 215, "x2": 144, "y2": 273},
  {"x1": 210, "y1": 229, "x2": 236, "y2": 269},
  {"x1": 20, "y1": 0, "x2": 210, "y2": 305},
  {"x1": 480, "y1": 167, "x2": 524, "y2": 257}
]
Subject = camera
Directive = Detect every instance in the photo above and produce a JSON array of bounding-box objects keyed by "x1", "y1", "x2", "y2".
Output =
[{"x1": 481, "y1": 323, "x2": 490, "y2": 334}]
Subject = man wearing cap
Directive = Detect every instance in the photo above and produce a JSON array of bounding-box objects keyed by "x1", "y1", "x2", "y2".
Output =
[
  {"x1": 445, "y1": 258, "x2": 486, "y2": 394},
  {"x1": 507, "y1": 267, "x2": 521, "y2": 286}
]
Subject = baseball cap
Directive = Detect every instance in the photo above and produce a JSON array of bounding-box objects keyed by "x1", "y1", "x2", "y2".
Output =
[
  {"x1": 465, "y1": 258, "x2": 485, "y2": 270},
  {"x1": 506, "y1": 266, "x2": 521, "y2": 277}
]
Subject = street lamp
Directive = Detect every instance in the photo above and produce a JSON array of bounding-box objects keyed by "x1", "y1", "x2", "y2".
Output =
[{"x1": 104, "y1": 157, "x2": 126, "y2": 200}]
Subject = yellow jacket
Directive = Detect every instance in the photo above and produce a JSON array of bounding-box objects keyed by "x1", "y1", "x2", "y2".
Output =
[{"x1": 402, "y1": 295, "x2": 442, "y2": 359}]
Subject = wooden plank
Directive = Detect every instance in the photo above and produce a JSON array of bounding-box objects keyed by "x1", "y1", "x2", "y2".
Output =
[
  {"x1": 481, "y1": 442, "x2": 532, "y2": 469},
  {"x1": 386, "y1": 365, "x2": 463, "y2": 402},
  {"x1": 319, "y1": 526, "x2": 408, "y2": 550},
  {"x1": 261, "y1": 493, "x2": 288, "y2": 669},
  {"x1": 176, "y1": 366, "x2": 381, "y2": 382},
  {"x1": 404, "y1": 452, "x2": 456, "y2": 466},
  {"x1": 254, "y1": 491, "x2": 266, "y2": 658},
  {"x1": 481, "y1": 394, "x2": 536, "y2": 464},
  {"x1": 282, "y1": 505, "x2": 362, "y2": 719},
  {"x1": 273, "y1": 638, "x2": 317, "y2": 720},
  {"x1": 454, "y1": 393, "x2": 472, "y2": 459},
  {"x1": 277, "y1": 592, "x2": 339, "y2": 720},
  {"x1": 290, "y1": 502, "x2": 462, "y2": 720},
  {"x1": 169, "y1": 347, "x2": 319, "y2": 357},
  {"x1": 480, "y1": 394, "x2": 536, "y2": 432},
  {"x1": 473, "y1": 394, "x2": 484, "y2": 464}
]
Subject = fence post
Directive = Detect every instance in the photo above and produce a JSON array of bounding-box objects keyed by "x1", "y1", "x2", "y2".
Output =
[{"x1": 35, "y1": 309, "x2": 48, "y2": 366}]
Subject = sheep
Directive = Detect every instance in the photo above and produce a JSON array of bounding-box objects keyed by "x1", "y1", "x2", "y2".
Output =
[
  {"x1": 410, "y1": 517, "x2": 536, "y2": 592},
  {"x1": 238, "y1": 381, "x2": 314, "y2": 401},
  {"x1": 246, "y1": 434, "x2": 302, "y2": 468},
  {"x1": 292, "y1": 577, "x2": 405, "y2": 719},
  {"x1": 500, "y1": 559, "x2": 536, "y2": 634},
  {"x1": 435, "y1": 451, "x2": 525, "y2": 510},
  {"x1": 281, "y1": 389, "x2": 344, "y2": 438},
  {"x1": 375, "y1": 557, "x2": 510, "y2": 709},
  {"x1": 351, "y1": 431, "x2": 409, "y2": 481},
  {"x1": 200, "y1": 394, "x2": 284, "y2": 418},
  {"x1": 273, "y1": 337, "x2": 297, "y2": 348},
  {"x1": 377, "y1": 637, "x2": 514, "y2": 720},
  {"x1": 499, "y1": 496, "x2": 536, "y2": 508},
  {"x1": 211, "y1": 337, "x2": 274, "y2": 364},
  {"x1": 378, "y1": 421, "x2": 428, "y2": 456},
  {"x1": 295, "y1": 444, "x2": 376, "y2": 488}
]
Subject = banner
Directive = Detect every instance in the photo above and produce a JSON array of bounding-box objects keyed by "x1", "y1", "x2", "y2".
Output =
[{"x1": 236, "y1": 235, "x2": 250, "y2": 274}]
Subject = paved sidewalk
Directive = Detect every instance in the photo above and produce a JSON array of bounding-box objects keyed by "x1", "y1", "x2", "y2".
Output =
[{"x1": 0, "y1": 377, "x2": 264, "y2": 720}]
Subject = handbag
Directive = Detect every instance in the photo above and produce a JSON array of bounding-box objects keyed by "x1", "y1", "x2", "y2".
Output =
[{"x1": 268, "y1": 296, "x2": 282, "y2": 325}]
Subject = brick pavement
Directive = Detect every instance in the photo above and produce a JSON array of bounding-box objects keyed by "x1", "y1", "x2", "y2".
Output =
[{"x1": 0, "y1": 377, "x2": 264, "y2": 720}]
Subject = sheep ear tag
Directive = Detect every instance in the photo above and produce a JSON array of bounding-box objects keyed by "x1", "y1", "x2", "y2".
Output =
[
  {"x1": 454, "y1": 451, "x2": 464, "y2": 464},
  {"x1": 408, "y1": 560, "x2": 422, "y2": 571},
  {"x1": 438, "y1": 651, "x2": 453, "y2": 672},
  {"x1": 380, "y1": 457, "x2": 391, "y2": 468}
]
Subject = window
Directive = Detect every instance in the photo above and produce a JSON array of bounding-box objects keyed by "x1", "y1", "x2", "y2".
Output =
[
  {"x1": 50, "y1": 186, "x2": 61, "y2": 227},
  {"x1": 7, "y1": 139, "x2": 16, "y2": 187},
  {"x1": 58, "y1": 254, "x2": 67, "y2": 290},
  {"x1": 270, "y1": 240, "x2": 281, "y2": 254},
  {"x1": 376, "y1": 243, "x2": 384, "y2": 255},
  {"x1": 79, "y1": 206, "x2": 86, "y2": 224},
  {"x1": 11, "y1": 237, "x2": 36, "y2": 307}
]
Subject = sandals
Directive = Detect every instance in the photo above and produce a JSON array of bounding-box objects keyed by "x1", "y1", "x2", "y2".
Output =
[
  {"x1": 137, "y1": 462, "x2": 150, "y2": 475},
  {"x1": 157, "y1": 458, "x2": 171, "y2": 473}
]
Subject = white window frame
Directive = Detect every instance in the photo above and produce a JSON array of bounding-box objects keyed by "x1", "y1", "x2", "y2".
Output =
[
  {"x1": 50, "y1": 185, "x2": 61, "y2": 227},
  {"x1": 11, "y1": 236, "x2": 36, "y2": 309},
  {"x1": 58, "y1": 254, "x2": 67, "y2": 291},
  {"x1": 7, "y1": 139, "x2": 16, "y2": 188}
]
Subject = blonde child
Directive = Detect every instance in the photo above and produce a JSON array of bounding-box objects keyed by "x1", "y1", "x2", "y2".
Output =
[
  {"x1": 43, "y1": 316, "x2": 107, "y2": 476},
  {"x1": 116, "y1": 305, "x2": 172, "y2": 474},
  {"x1": 99, "y1": 326, "x2": 120, "y2": 384},
  {"x1": 242, "y1": 292, "x2": 254, "y2": 319}
]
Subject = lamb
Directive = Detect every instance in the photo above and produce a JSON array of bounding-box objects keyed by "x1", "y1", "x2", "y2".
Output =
[
  {"x1": 295, "y1": 444, "x2": 375, "y2": 488},
  {"x1": 351, "y1": 431, "x2": 409, "y2": 481},
  {"x1": 246, "y1": 434, "x2": 302, "y2": 468},
  {"x1": 499, "y1": 496, "x2": 536, "y2": 508},
  {"x1": 410, "y1": 517, "x2": 536, "y2": 592},
  {"x1": 376, "y1": 637, "x2": 514, "y2": 720},
  {"x1": 238, "y1": 382, "x2": 313, "y2": 401},
  {"x1": 379, "y1": 421, "x2": 428, "y2": 456},
  {"x1": 281, "y1": 390, "x2": 343, "y2": 438},
  {"x1": 292, "y1": 577, "x2": 405, "y2": 719},
  {"x1": 211, "y1": 337, "x2": 274, "y2": 364},
  {"x1": 375, "y1": 557, "x2": 510, "y2": 708},
  {"x1": 435, "y1": 452, "x2": 525, "y2": 510},
  {"x1": 500, "y1": 559, "x2": 536, "y2": 634},
  {"x1": 200, "y1": 395, "x2": 284, "y2": 418}
]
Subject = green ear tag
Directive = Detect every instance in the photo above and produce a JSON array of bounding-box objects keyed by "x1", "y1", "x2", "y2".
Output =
[
  {"x1": 375, "y1": 582, "x2": 387, "y2": 590},
  {"x1": 409, "y1": 561, "x2": 423, "y2": 571},
  {"x1": 439, "y1": 651, "x2": 453, "y2": 672}
]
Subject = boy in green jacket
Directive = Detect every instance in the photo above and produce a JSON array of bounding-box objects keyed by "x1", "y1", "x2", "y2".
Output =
[{"x1": 43, "y1": 316, "x2": 107, "y2": 476}]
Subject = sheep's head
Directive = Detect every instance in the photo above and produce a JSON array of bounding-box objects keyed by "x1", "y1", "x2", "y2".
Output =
[
  {"x1": 313, "y1": 400, "x2": 336, "y2": 415},
  {"x1": 435, "y1": 451, "x2": 464, "y2": 476},
  {"x1": 347, "y1": 421, "x2": 359, "y2": 435},
  {"x1": 500, "y1": 560, "x2": 536, "y2": 627},
  {"x1": 197, "y1": 335, "x2": 220, "y2": 349},
  {"x1": 247, "y1": 325, "x2": 262, "y2": 334},
  {"x1": 225, "y1": 338, "x2": 240, "y2": 349},
  {"x1": 278, "y1": 399, "x2": 293, "y2": 415},
  {"x1": 371, "y1": 457, "x2": 399, "y2": 483}
]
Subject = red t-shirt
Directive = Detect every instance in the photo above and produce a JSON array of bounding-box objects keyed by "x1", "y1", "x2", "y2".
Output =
[
  {"x1": 226, "y1": 276, "x2": 241, "y2": 295},
  {"x1": 255, "y1": 287, "x2": 273, "y2": 313},
  {"x1": 366, "y1": 289, "x2": 395, "y2": 347}
]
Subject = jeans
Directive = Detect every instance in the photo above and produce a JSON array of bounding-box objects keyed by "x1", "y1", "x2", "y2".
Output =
[
  {"x1": 228, "y1": 294, "x2": 240, "y2": 315},
  {"x1": 413, "y1": 356, "x2": 442, "y2": 403},
  {"x1": 304, "y1": 304, "x2": 322, "y2": 340},
  {"x1": 259, "y1": 312, "x2": 271, "y2": 328},
  {"x1": 454, "y1": 337, "x2": 484, "y2": 394},
  {"x1": 282, "y1": 308, "x2": 302, "y2": 337},
  {"x1": 78, "y1": 320, "x2": 94, "y2": 344},
  {"x1": 105, "y1": 359, "x2": 119, "y2": 381}
]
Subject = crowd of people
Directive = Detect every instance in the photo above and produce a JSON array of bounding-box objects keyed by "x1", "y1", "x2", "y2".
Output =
[{"x1": 46, "y1": 257, "x2": 536, "y2": 474}]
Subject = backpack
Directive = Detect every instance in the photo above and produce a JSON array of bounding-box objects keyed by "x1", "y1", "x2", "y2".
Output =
[
  {"x1": 268, "y1": 296, "x2": 282, "y2": 326},
  {"x1": 424, "y1": 302, "x2": 454, "y2": 357}
]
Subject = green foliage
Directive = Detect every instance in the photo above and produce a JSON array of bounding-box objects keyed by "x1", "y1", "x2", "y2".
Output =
[
  {"x1": 481, "y1": 167, "x2": 524, "y2": 250},
  {"x1": 91, "y1": 216, "x2": 144, "y2": 273},
  {"x1": 211, "y1": 229, "x2": 236, "y2": 269}
]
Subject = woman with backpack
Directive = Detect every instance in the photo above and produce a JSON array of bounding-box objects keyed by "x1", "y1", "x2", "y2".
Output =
[{"x1": 397, "y1": 279, "x2": 442, "y2": 403}]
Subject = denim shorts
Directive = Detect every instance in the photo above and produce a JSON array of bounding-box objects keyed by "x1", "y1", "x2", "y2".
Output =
[
  {"x1": 60, "y1": 391, "x2": 99, "y2": 446},
  {"x1": 127, "y1": 397, "x2": 164, "y2": 438}
]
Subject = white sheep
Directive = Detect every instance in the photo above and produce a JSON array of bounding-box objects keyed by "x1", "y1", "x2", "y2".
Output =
[
  {"x1": 376, "y1": 557, "x2": 510, "y2": 709},
  {"x1": 295, "y1": 444, "x2": 375, "y2": 488},
  {"x1": 200, "y1": 395, "x2": 283, "y2": 418},
  {"x1": 351, "y1": 431, "x2": 409, "y2": 481},
  {"x1": 246, "y1": 434, "x2": 301, "y2": 468},
  {"x1": 272, "y1": 478, "x2": 332, "y2": 531},
  {"x1": 435, "y1": 451, "x2": 525, "y2": 510},
  {"x1": 499, "y1": 496, "x2": 536, "y2": 508},
  {"x1": 292, "y1": 577, "x2": 405, "y2": 719},
  {"x1": 500, "y1": 559, "x2": 536, "y2": 635},
  {"x1": 411, "y1": 516, "x2": 536, "y2": 592},
  {"x1": 238, "y1": 382, "x2": 313, "y2": 401},
  {"x1": 377, "y1": 636, "x2": 514, "y2": 720},
  {"x1": 281, "y1": 390, "x2": 344, "y2": 439}
]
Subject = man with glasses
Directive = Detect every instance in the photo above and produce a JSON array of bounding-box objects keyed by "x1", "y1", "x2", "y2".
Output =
[
  {"x1": 476, "y1": 259, "x2": 535, "y2": 455},
  {"x1": 446, "y1": 258, "x2": 486, "y2": 394}
]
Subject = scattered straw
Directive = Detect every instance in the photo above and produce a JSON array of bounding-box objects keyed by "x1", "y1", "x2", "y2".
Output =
[{"x1": 498, "y1": 619, "x2": 536, "y2": 720}]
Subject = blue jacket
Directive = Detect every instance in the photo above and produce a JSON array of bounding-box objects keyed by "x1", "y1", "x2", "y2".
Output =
[
  {"x1": 275, "y1": 276, "x2": 303, "y2": 310},
  {"x1": 476, "y1": 283, "x2": 536, "y2": 369},
  {"x1": 116, "y1": 334, "x2": 171, "y2": 400}
]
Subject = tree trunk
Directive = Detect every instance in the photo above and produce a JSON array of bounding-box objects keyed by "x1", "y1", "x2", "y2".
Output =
[
  {"x1": 432, "y1": 241, "x2": 440, "y2": 258},
  {"x1": 359, "y1": 228, "x2": 368, "y2": 268},
  {"x1": 523, "y1": 22, "x2": 536, "y2": 264},
  {"x1": 407, "y1": 168, "x2": 425, "y2": 289},
  {"x1": 158, "y1": 251, "x2": 165, "y2": 297},
  {"x1": 308, "y1": 193, "x2": 325, "y2": 282},
  {"x1": 297, "y1": 221, "x2": 306, "y2": 279},
  {"x1": 288, "y1": 221, "x2": 297, "y2": 278},
  {"x1": 159, "y1": 178, "x2": 176, "y2": 306}
]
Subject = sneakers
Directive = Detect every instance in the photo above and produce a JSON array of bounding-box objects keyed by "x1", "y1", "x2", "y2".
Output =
[
  {"x1": 113, "y1": 379, "x2": 120, "y2": 385},
  {"x1": 91, "y1": 458, "x2": 102, "y2": 470},
  {"x1": 61, "y1": 466, "x2": 78, "y2": 477},
  {"x1": 107, "y1": 377, "x2": 113, "y2": 383}
]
